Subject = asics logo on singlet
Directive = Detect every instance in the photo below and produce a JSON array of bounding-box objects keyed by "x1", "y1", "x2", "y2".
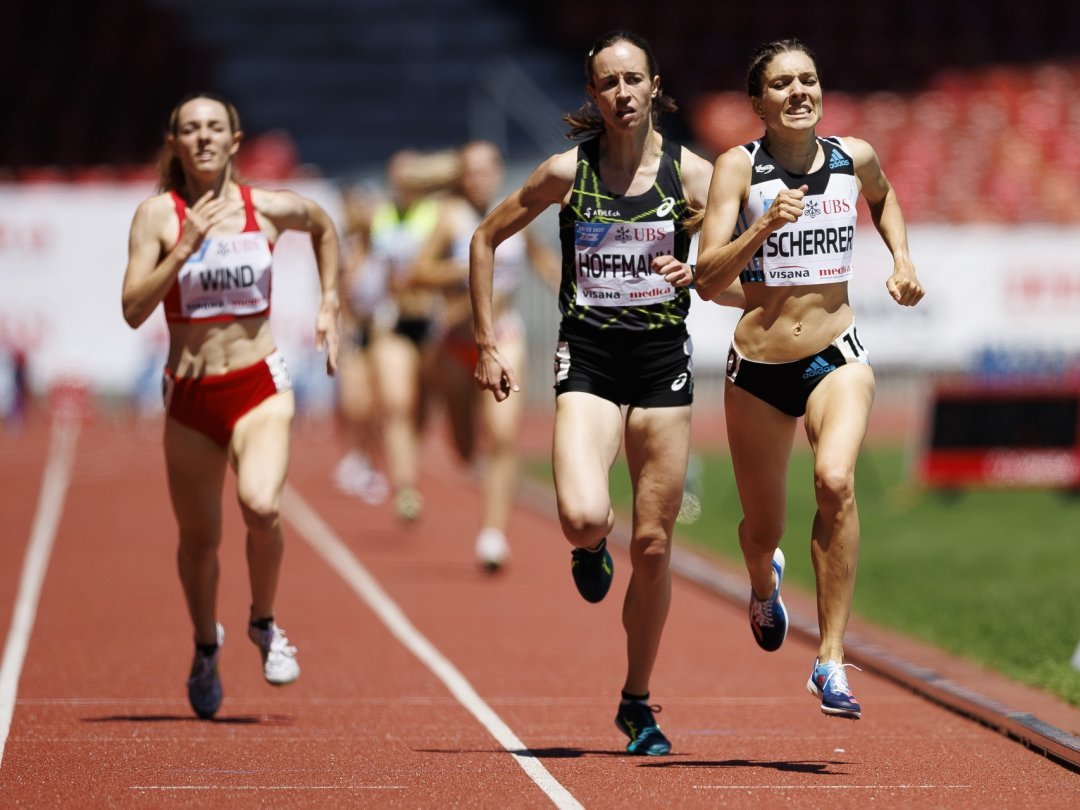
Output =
[
  {"x1": 656, "y1": 197, "x2": 676, "y2": 217},
  {"x1": 670, "y1": 372, "x2": 689, "y2": 391},
  {"x1": 829, "y1": 150, "x2": 851, "y2": 169},
  {"x1": 802, "y1": 356, "x2": 836, "y2": 379},
  {"x1": 754, "y1": 164, "x2": 775, "y2": 174}
]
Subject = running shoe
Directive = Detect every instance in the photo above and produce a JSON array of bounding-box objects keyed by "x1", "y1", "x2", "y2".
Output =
[
  {"x1": 394, "y1": 487, "x2": 424, "y2": 522},
  {"x1": 248, "y1": 621, "x2": 300, "y2": 686},
  {"x1": 333, "y1": 454, "x2": 390, "y2": 505},
  {"x1": 571, "y1": 538, "x2": 613, "y2": 603},
  {"x1": 806, "y1": 658, "x2": 862, "y2": 719},
  {"x1": 748, "y1": 547, "x2": 788, "y2": 652},
  {"x1": 332, "y1": 452, "x2": 365, "y2": 493},
  {"x1": 187, "y1": 622, "x2": 224, "y2": 719},
  {"x1": 615, "y1": 700, "x2": 671, "y2": 756},
  {"x1": 475, "y1": 527, "x2": 510, "y2": 572}
]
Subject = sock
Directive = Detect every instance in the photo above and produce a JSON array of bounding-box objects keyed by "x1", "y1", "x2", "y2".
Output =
[
  {"x1": 196, "y1": 642, "x2": 219, "y2": 657},
  {"x1": 250, "y1": 615, "x2": 274, "y2": 630},
  {"x1": 621, "y1": 690, "x2": 649, "y2": 705},
  {"x1": 586, "y1": 537, "x2": 607, "y2": 554}
]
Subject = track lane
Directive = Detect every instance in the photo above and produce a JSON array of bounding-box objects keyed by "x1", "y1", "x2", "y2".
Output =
[{"x1": 0, "y1": 412, "x2": 1076, "y2": 807}]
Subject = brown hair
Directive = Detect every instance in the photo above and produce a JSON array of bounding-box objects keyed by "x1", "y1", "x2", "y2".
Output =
[
  {"x1": 155, "y1": 92, "x2": 242, "y2": 193},
  {"x1": 562, "y1": 30, "x2": 677, "y2": 141},
  {"x1": 746, "y1": 38, "x2": 820, "y2": 98}
]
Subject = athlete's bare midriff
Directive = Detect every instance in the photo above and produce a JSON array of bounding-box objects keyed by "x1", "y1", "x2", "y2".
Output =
[
  {"x1": 734, "y1": 282, "x2": 852, "y2": 362},
  {"x1": 166, "y1": 317, "x2": 275, "y2": 378}
]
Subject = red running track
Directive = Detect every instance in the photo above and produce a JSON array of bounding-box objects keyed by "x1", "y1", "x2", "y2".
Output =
[{"x1": 0, "y1": 407, "x2": 1077, "y2": 808}]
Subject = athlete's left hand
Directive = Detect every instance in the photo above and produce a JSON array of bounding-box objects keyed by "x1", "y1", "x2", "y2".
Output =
[
  {"x1": 886, "y1": 256, "x2": 924, "y2": 306},
  {"x1": 653, "y1": 254, "x2": 695, "y2": 287},
  {"x1": 315, "y1": 291, "x2": 340, "y2": 375}
]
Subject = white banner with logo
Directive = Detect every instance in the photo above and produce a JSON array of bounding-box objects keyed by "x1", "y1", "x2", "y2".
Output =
[
  {"x1": 687, "y1": 224, "x2": 1080, "y2": 372},
  {"x1": 1, "y1": 184, "x2": 1078, "y2": 407},
  {"x1": 0, "y1": 181, "x2": 342, "y2": 411}
]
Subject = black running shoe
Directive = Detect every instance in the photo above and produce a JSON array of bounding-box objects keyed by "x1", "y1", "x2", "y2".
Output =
[
  {"x1": 187, "y1": 622, "x2": 224, "y2": 719},
  {"x1": 571, "y1": 538, "x2": 613, "y2": 603},
  {"x1": 615, "y1": 700, "x2": 671, "y2": 756}
]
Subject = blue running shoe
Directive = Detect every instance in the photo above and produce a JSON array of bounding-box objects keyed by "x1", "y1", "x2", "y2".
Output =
[
  {"x1": 807, "y1": 658, "x2": 862, "y2": 719},
  {"x1": 748, "y1": 547, "x2": 788, "y2": 652},
  {"x1": 187, "y1": 622, "x2": 224, "y2": 719},
  {"x1": 615, "y1": 701, "x2": 671, "y2": 756},
  {"x1": 571, "y1": 538, "x2": 613, "y2": 603}
]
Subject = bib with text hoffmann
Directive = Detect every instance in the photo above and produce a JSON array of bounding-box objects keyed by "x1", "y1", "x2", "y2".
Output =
[{"x1": 574, "y1": 220, "x2": 676, "y2": 307}]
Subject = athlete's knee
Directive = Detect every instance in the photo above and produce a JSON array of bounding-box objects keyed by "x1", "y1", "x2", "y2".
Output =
[
  {"x1": 739, "y1": 514, "x2": 785, "y2": 550},
  {"x1": 558, "y1": 502, "x2": 610, "y2": 547},
  {"x1": 813, "y1": 463, "x2": 856, "y2": 515},
  {"x1": 177, "y1": 527, "x2": 220, "y2": 563},
  {"x1": 237, "y1": 488, "x2": 282, "y2": 532},
  {"x1": 629, "y1": 533, "x2": 670, "y2": 582}
]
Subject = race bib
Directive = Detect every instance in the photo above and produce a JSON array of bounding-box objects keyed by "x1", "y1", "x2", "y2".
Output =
[
  {"x1": 574, "y1": 220, "x2": 676, "y2": 307},
  {"x1": 759, "y1": 191, "x2": 857, "y2": 286}
]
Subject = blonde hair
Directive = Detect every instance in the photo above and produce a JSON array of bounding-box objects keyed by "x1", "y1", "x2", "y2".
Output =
[{"x1": 394, "y1": 149, "x2": 462, "y2": 197}]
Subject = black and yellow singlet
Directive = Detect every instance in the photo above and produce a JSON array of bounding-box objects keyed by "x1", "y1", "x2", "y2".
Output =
[{"x1": 557, "y1": 135, "x2": 693, "y2": 333}]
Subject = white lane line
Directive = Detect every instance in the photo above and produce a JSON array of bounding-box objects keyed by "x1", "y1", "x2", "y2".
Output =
[
  {"x1": 0, "y1": 415, "x2": 80, "y2": 766},
  {"x1": 283, "y1": 487, "x2": 584, "y2": 810}
]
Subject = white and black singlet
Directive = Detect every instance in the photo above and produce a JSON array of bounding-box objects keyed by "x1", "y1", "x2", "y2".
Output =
[{"x1": 736, "y1": 136, "x2": 859, "y2": 288}]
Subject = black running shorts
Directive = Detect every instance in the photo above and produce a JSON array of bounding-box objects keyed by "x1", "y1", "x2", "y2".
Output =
[
  {"x1": 726, "y1": 321, "x2": 869, "y2": 417},
  {"x1": 553, "y1": 324, "x2": 693, "y2": 407}
]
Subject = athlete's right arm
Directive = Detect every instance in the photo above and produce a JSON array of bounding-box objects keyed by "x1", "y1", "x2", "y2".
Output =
[
  {"x1": 121, "y1": 190, "x2": 225, "y2": 328},
  {"x1": 470, "y1": 150, "x2": 574, "y2": 400},
  {"x1": 695, "y1": 149, "x2": 806, "y2": 301},
  {"x1": 470, "y1": 150, "x2": 574, "y2": 403}
]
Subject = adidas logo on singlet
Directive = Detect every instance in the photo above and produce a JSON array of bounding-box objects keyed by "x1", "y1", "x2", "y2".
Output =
[
  {"x1": 802, "y1": 355, "x2": 836, "y2": 379},
  {"x1": 829, "y1": 150, "x2": 851, "y2": 169}
]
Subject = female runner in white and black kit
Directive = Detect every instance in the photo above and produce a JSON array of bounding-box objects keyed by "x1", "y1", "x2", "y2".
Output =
[
  {"x1": 470, "y1": 30, "x2": 741, "y2": 755},
  {"x1": 695, "y1": 38, "x2": 925, "y2": 720}
]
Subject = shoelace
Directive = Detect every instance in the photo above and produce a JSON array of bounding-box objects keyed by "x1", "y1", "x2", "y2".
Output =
[
  {"x1": 623, "y1": 703, "x2": 663, "y2": 736},
  {"x1": 821, "y1": 662, "x2": 862, "y2": 694},
  {"x1": 571, "y1": 546, "x2": 604, "y2": 565},
  {"x1": 750, "y1": 595, "x2": 775, "y2": 628},
  {"x1": 267, "y1": 628, "x2": 297, "y2": 657}
]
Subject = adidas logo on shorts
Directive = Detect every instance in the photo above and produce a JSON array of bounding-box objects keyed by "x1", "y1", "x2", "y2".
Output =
[{"x1": 802, "y1": 356, "x2": 835, "y2": 379}]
